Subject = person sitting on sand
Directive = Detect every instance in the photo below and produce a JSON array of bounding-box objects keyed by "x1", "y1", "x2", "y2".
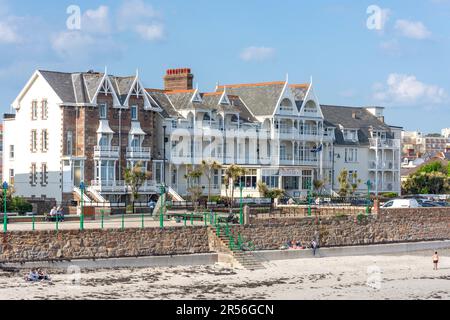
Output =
[
  {"x1": 37, "y1": 268, "x2": 50, "y2": 281},
  {"x1": 26, "y1": 269, "x2": 39, "y2": 282},
  {"x1": 433, "y1": 252, "x2": 439, "y2": 270}
]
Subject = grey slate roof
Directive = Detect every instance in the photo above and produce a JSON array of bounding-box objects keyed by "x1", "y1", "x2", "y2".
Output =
[
  {"x1": 321, "y1": 105, "x2": 393, "y2": 146},
  {"x1": 216, "y1": 82, "x2": 285, "y2": 116},
  {"x1": 39, "y1": 71, "x2": 77, "y2": 103},
  {"x1": 147, "y1": 90, "x2": 181, "y2": 118},
  {"x1": 38, "y1": 70, "x2": 142, "y2": 106}
]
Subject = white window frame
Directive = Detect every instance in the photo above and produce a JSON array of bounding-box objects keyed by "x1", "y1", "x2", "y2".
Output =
[
  {"x1": 131, "y1": 105, "x2": 138, "y2": 121},
  {"x1": 99, "y1": 103, "x2": 108, "y2": 119}
]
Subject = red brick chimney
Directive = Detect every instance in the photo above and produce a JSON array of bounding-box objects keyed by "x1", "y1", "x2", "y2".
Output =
[{"x1": 164, "y1": 68, "x2": 194, "y2": 91}]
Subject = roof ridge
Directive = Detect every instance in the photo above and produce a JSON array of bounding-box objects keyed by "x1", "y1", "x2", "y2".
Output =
[{"x1": 217, "y1": 81, "x2": 285, "y2": 89}]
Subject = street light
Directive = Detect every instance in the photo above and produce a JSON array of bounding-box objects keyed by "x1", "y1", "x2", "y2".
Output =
[
  {"x1": 306, "y1": 180, "x2": 312, "y2": 217},
  {"x1": 80, "y1": 181, "x2": 85, "y2": 231},
  {"x1": 3, "y1": 181, "x2": 8, "y2": 233},
  {"x1": 366, "y1": 180, "x2": 372, "y2": 215},
  {"x1": 160, "y1": 184, "x2": 166, "y2": 229},
  {"x1": 239, "y1": 180, "x2": 244, "y2": 225}
]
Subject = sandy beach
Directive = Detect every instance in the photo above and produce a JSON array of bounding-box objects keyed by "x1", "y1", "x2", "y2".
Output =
[{"x1": 0, "y1": 249, "x2": 449, "y2": 300}]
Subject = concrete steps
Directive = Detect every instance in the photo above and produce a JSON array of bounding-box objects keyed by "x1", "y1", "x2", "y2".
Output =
[{"x1": 211, "y1": 227, "x2": 265, "y2": 271}]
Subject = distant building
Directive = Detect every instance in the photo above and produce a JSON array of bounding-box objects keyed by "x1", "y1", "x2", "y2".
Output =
[
  {"x1": 442, "y1": 128, "x2": 450, "y2": 139},
  {"x1": 402, "y1": 130, "x2": 450, "y2": 164}
]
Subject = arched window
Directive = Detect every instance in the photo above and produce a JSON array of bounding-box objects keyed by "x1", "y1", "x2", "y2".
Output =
[
  {"x1": 280, "y1": 98, "x2": 293, "y2": 112},
  {"x1": 203, "y1": 113, "x2": 211, "y2": 121},
  {"x1": 305, "y1": 100, "x2": 317, "y2": 113}
]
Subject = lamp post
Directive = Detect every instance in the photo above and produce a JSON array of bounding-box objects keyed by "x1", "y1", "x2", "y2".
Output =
[
  {"x1": 366, "y1": 180, "x2": 372, "y2": 215},
  {"x1": 239, "y1": 180, "x2": 243, "y2": 225},
  {"x1": 160, "y1": 184, "x2": 165, "y2": 229},
  {"x1": 307, "y1": 180, "x2": 312, "y2": 217},
  {"x1": 3, "y1": 181, "x2": 8, "y2": 233},
  {"x1": 163, "y1": 125, "x2": 167, "y2": 187},
  {"x1": 80, "y1": 181, "x2": 85, "y2": 231}
]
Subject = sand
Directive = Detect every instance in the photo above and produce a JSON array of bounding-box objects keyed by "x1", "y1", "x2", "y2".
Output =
[{"x1": 0, "y1": 249, "x2": 449, "y2": 300}]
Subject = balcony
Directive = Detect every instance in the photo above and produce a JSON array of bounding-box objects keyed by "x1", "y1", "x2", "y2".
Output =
[
  {"x1": 369, "y1": 138, "x2": 401, "y2": 149},
  {"x1": 90, "y1": 180, "x2": 157, "y2": 193},
  {"x1": 94, "y1": 146, "x2": 119, "y2": 159},
  {"x1": 369, "y1": 160, "x2": 399, "y2": 170},
  {"x1": 126, "y1": 147, "x2": 151, "y2": 160}
]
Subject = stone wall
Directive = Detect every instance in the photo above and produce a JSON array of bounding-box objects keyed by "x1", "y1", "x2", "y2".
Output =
[
  {"x1": 237, "y1": 207, "x2": 450, "y2": 249},
  {"x1": 0, "y1": 227, "x2": 210, "y2": 263},
  {"x1": 1, "y1": 208, "x2": 449, "y2": 263}
]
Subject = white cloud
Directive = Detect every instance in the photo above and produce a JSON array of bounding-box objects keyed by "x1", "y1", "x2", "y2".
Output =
[
  {"x1": 380, "y1": 39, "x2": 401, "y2": 55},
  {"x1": 135, "y1": 24, "x2": 165, "y2": 41},
  {"x1": 395, "y1": 20, "x2": 431, "y2": 39},
  {"x1": 117, "y1": 0, "x2": 165, "y2": 41},
  {"x1": 373, "y1": 73, "x2": 447, "y2": 105},
  {"x1": 51, "y1": 31, "x2": 121, "y2": 61},
  {"x1": 0, "y1": 20, "x2": 20, "y2": 43},
  {"x1": 82, "y1": 5, "x2": 111, "y2": 34},
  {"x1": 240, "y1": 46, "x2": 276, "y2": 62}
]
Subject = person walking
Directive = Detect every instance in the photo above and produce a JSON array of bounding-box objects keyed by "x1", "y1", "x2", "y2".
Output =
[
  {"x1": 311, "y1": 239, "x2": 318, "y2": 256},
  {"x1": 433, "y1": 251, "x2": 439, "y2": 270}
]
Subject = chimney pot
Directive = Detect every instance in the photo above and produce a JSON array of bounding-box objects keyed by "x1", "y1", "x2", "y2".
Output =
[{"x1": 164, "y1": 68, "x2": 194, "y2": 91}]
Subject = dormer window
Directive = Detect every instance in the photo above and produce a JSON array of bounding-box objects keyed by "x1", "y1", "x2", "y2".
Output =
[
  {"x1": 343, "y1": 129, "x2": 358, "y2": 142},
  {"x1": 131, "y1": 105, "x2": 138, "y2": 121},
  {"x1": 280, "y1": 98, "x2": 293, "y2": 112}
]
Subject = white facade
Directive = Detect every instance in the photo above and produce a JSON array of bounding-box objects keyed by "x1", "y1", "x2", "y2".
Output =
[{"x1": 3, "y1": 72, "x2": 63, "y2": 202}]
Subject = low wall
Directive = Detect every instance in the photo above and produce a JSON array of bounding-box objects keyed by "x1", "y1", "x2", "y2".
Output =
[
  {"x1": 1, "y1": 208, "x2": 449, "y2": 263},
  {"x1": 237, "y1": 207, "x2": 450, "y2": 249},
  {"x1": 0, "y1": 227, "x2": 210, "y2": 263}
]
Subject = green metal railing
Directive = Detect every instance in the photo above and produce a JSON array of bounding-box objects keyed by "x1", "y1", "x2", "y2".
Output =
[{"x1": 2, "y1": 205, "x2": 244, "y2": 233}]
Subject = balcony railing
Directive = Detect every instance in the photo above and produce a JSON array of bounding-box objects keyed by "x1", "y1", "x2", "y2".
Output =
[
  {"x1": 369, "y1": 160, "x2": 399, "y2": 170},
  {"x1": 126, "y1": 147, "x2": 151, "y2": 159},
  {"x1": 94, "y1": 146, "x2": 120, "y2": 159},
  {"x1": 369, "y1": 138, "x2": 401, "y2": 149},
  {"x1": 90, "y1": 180, "x2": 156, "y2": 193}
]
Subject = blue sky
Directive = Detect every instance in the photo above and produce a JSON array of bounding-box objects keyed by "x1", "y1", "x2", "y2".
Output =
[{"x1": 0, "y1": 0, "x2": 449, "y2": 133}]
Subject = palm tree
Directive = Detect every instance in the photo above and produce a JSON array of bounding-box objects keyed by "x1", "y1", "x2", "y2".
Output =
[
  {"x1": 224, "y1": 165, "x2": 247, "y2": 213},
  {"x1": 124, "y1": 161, "x2": 151, "y2": 213},
  {"x1": 184, "y1": 165, "x2": 204, "y2": 213},
  {"x1": 200, "y1": 160, "x2": 222, "y2": 203}
]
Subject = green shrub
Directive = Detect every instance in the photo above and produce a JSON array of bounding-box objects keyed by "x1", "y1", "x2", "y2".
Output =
[
  {"x1": 382, "y1": 192, "x2": 398, "y2": 199},
  {"x1": 12, "y1": 197, "x2": 33, "y2": 214}
]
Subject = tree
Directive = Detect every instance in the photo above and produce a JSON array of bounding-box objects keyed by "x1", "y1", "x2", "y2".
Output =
[
  {"x1": 224, "y1": 165, "x2": 247, "y2": 213},
  {"x1": 313, "y1": 179, "x2": 326, "y2": 196},
  {"x1": 257, "y1": 181, "x2": 284, "y2": 203},
  {"x1": 124, "y1": 162, "x2": 151, "y2": 213},
  {"x1": 337, "y1": 169, "x2": 351, "y2": 197},
  {"x1": 417, "y1": 161, "x2": 446, "y2": 174},
  {"x1": 350, "y1": 172, "x2": 362, "y2": 195},
  {"x1": 402, "y1": 171, "x2": 449, "y2": 195},
  {"x1": 184, "y1": 165, "x2": 204, "y2": 213},
  {"x1": 200, "y1": 160, "x2": 222, "y2": 203}
]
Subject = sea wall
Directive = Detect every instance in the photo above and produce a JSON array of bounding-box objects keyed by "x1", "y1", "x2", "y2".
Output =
[
  {"x1": 0, "y1": 208, "x2": 449, "y2": 263},
  {"x1": 237, "y1": 207, "x2": 450, "y2": 249},
  {"x1": 0, "y1": 227, "x2": 210, "y2": 263}
]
